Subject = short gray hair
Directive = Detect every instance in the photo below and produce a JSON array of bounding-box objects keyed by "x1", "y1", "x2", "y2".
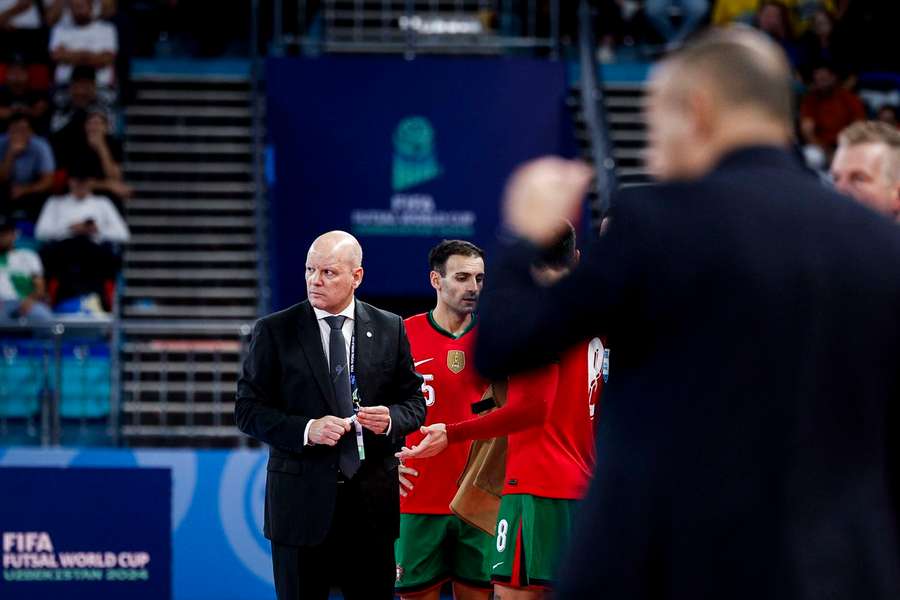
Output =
[{"x1": 838, "y1": 121, "x2": 900, "y2": 184}]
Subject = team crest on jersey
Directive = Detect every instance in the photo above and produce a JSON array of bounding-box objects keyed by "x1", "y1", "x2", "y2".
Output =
[{"x1": 447, "y1": 350, "x2": 466, "y2": 374}]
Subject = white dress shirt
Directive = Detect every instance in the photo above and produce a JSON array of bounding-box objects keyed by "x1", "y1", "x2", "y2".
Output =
[
  {"x1": 35, "y1": 193, "x2": 130, "y2": 243},
  {"x1": 313, "y1": 299, "x2": 356, "y2": 368},
  {"x1": 304, "y1": 298, "x2": 391, "y2": 445}
]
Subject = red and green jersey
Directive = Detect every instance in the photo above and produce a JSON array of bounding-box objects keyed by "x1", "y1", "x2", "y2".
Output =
[
  {"x1": 446, "y1": 339, "x2": 604, "y2": 499},
  {"x1": 401, "y1": 311, "x2": 490, "y2": 514}
]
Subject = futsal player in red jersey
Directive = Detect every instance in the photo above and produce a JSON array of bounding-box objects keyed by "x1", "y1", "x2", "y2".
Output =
[
  {"x1": 395, "y1": 240, "x2": 494, "y2": 600},
  {"x1": 398, "y1": 223, "x2": 605, "y2": 599}
]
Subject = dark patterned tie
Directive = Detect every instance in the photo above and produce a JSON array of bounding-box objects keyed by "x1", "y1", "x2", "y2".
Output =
[{"x1": 324, "y1": 315, "x2": 360, "y2": 478}]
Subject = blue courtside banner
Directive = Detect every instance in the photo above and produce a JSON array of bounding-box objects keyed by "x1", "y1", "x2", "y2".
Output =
[
  {"x1": 0, "y1": 466, "x2": 171, "y2": 600},
  {"x1": 265, "y1": 56, "x2": 576, "y2": 308},
  {"x1": 0, "y1": 448, "x2": 273, "y2": 600}
]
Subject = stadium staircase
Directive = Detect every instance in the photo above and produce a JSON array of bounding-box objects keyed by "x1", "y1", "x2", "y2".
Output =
[
  {"x1": 568, "y1": 80, "x2": 649, "y2": 223},
  {"x1": 120, "y1": 73, "x2": 264, "y2": 447}
]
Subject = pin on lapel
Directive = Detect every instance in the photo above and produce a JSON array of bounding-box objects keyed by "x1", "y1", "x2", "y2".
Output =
[{"x1": 366, "y1": 331, "x2": 373, "y2": 338}]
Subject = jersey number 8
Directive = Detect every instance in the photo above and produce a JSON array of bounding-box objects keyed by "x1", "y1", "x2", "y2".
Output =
[{"x1": 496, "y1": 519, "x2": 509, "y2": 552}]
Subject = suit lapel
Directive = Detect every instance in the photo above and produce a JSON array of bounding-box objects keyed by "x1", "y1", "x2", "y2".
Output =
[
  {"x1": 354, "y1": 301, "x2": 375, "y2": 406},
  {"x1": 297, "y1": 301, "x2": 339, "y2": 415}
]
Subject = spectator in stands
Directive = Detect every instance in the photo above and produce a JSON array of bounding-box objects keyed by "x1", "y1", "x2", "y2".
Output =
[
  {"x1": 0, "y1": 112, "x2": 55, "y2": 220},
  {"x1": 0, "y1": 58, "x2": 50, "y2": 133},
  {"x1": 50, "y1": 64, "x2": 101, "y2": 136},
  {"x1": 35, "y1": 166, "x2": 127, "y2": 312},
  {"x1": 754, "y1": 1, "x2": 801, "y2": 67},
  {"x1": 712, "y1": 0, "x2": 840, "y2": 28},
  {"x1": 34, "y1": 168, "x2": 127, "y2": 243},
  {"x1": 796, "y1": 8, "x2": 853, "y2": 82},
  {"x1": 53, "y1": 0, "x2": 115, "y2": 26},
  {"x1": 645, "y1": 0, "x2": 709, "y2": 50},
  {"x1": 799, "y1": 63, "x2": 866, "y2": 163},
  {"x1": 594, "y1": 0, "x2": 629, "y2": 64},
  {"x1": 0, "y1": 212, "x2": 52, "y2": 321},
  {"x1": 711, "y1": 0, "x2": 761, "y2": 25},
  {"x1": 0, "y1": 0, "x2": 52, "y2": 63},
  {"x1": 789, "y1": 0, "x2": 841, "y2": 32},
  {"x1": 49, "y1": 0, "x2": 117, "y2": 94},
  {"x1": 877, "y1": 105, "x2": 898, "y2": 128},
  {"x1": 55, "y1": 106, "x2": 130, "y2": 210},
  {"x1": 830, "y1": 121, "x2": 900, "y2": 223},
  {"x1": 81, "y1": 108, "x2": 128, "y2": 201}
]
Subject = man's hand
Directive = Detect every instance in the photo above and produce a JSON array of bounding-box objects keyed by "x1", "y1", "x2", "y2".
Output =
[
  {"x1": 10, "y1": 185, "x2": 26, "y2": 201},
  {"x1": 307, "y1": 415, "x2": 351, "y2": 446},
  {"x1": 503, "y1": 157, "x2": 594, "y2": 246},
  {"x1": 399, "y1": 464, "x2": 418, "y2": 497},
  {"x1": 395, "y1": 423, "x2": 449, "y2": 460},
  {"x1": 357, "y1": 405, "x2": 391, "y2": 434}
]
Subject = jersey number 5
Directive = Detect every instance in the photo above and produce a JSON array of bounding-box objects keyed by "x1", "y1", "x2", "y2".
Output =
[{"x1": 421, "y1": 373, "x2": 435, "y2": 407}]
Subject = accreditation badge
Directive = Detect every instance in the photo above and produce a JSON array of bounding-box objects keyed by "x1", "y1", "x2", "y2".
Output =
[{"x1": 447, "y1": 350, "x2": 466, "y2": 374}]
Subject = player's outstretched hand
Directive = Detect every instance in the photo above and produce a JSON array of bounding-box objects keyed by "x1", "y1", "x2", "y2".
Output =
[
  {"x1": 395, "y1": 424, "x2": 449, "y2": 460},
  {"x1": 399, "y1": 464, "x2": 418, "y2": 497}
]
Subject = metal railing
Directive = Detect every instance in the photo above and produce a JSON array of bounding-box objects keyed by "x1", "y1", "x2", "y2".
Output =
[
  {"x1": 118, "y1": 320, "x2": 253, "y2": 446},
  {"x1": 0, "y1": 319, "x2": 261, "y2": 448},
  {"x1": 266, "y1": 0, "x2": 561, "y2": 57}
]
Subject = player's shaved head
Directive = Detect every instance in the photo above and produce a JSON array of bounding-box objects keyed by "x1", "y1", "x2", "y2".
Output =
[
  {"x1": 309, "y1": 230, "x2": 363, "y2": 268},
  {"x1": 662, "y1": 26, "x2": 794, "y2": 131}
]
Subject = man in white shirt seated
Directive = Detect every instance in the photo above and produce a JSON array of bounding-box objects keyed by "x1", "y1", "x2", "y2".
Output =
[
  {"x1": 34, "y1": 169, "x2": 128, "y2": 313},
  {"x1": 35, "y1": 171, "x2": 128, "y2": 244},
  {"x1": 0, "y1": 213, "x2": 52, "y2": 322},
  {"x1": 49, "y1": 0, "x2": 117, "y2": 93}
]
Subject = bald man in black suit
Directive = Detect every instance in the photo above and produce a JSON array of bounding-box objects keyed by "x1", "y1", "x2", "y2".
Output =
[{"x1": 236, "y1": 231, "x2": 426, "y2": 599}]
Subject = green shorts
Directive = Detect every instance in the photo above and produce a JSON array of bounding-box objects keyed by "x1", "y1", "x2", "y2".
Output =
[
  {"x1": 395, "y1": 514, "x2": 493, "y2": 593},
  {"x1": 490, "y1": 494, "x2": 578, "y2": 589}
]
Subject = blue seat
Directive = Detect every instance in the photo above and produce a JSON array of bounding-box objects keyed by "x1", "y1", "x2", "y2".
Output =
[
  {"x1": 0, "y1": 340, "x2": 48, "y2": 419},
  {"x1": 60, "y1": 343, "x2": 111, "y2": 419}
]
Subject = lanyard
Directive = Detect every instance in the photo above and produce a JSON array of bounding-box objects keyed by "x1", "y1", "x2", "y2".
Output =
[
  {"x1": 347, "y1": 331, "x2": 366, "y2": 461},
  {"x1": 349, "y1": 330, "x2": 356, "y2": 394}
]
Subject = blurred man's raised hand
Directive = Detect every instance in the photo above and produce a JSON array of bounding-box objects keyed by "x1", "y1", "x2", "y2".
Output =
[{"x1": 503, "y1": 157, "x2": 594, "y2": 246}]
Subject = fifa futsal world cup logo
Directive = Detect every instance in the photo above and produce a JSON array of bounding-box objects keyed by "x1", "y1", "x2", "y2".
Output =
[{"x1": 392, "y1": 117, "x2": 442, "y2": 191}]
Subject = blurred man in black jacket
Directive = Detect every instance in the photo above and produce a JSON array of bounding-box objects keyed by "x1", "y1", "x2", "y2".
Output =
[{"x1": 476, "y1": 27, "x2": 900, "y2": 600}]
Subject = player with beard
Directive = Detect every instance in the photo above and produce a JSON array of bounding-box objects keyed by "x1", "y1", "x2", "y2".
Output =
[
  {"x1": 398, "y1": 224, "x2": 602, "y2": 599},
  {"x1": 395, "y1": 240, "x2": 493, "y2": 600}
]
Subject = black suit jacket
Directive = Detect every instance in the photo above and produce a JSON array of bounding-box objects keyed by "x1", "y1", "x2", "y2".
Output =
[
  {"x1": 235, "y1": 299, "x2": 426, "y2": 546},
  {"x1": 476, "y1": 146, "x2": 900, "y2": 599}
]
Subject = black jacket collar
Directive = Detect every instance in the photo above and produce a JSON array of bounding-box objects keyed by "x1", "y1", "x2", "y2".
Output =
[{"x1": 711, "y1": 145, "x2": 804, "y2": 174}]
